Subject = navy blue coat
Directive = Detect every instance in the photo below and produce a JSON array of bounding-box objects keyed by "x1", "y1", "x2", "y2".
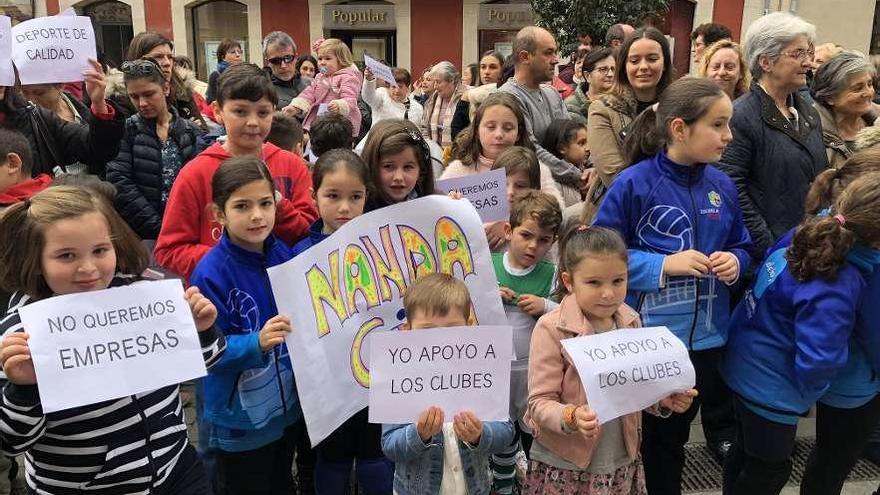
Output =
[
  {"x1": 106, "y1": 109, "x2": 203, "y2": 239},
  {"x1": 718, "y1": 83, "x2": 828, "y2": 262}
]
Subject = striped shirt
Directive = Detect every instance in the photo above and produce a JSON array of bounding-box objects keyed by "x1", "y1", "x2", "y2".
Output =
[{"x1": 0, "y1": 278, "x2": 226, "y2": 494}]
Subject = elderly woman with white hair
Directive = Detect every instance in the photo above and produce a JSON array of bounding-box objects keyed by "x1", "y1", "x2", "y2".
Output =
[
  {"x1": 420, "y1": 61, "x2": 465, "y2": 149},
  {"x1": 811, "y1": 51, "x2": 879, "y2": 168},
  {"x1": 718, "y1": 12, "x2": 828, "y2": 263}
]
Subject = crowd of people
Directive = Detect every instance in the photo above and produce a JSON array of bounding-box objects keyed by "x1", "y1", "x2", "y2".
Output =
[{"x1": 1, "y1": 8, "x2": 880, "y2": 495}]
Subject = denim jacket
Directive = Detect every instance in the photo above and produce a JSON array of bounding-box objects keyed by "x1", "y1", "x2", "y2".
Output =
[{"x1": 381, "y1": 420, "x2": 515, "y2": 495}]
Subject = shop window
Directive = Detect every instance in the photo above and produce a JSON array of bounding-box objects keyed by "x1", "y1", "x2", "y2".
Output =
[
  {"x1": 190, "y1": 0, "x2": 249, "y2": 80},
  {"x1": 81, "y1": 1, "x2": 134, "y2": 68}
]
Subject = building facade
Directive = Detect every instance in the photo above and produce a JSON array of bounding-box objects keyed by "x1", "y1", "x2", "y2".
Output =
[{"x1": 1, "y1": 0, "x2": 877, "y2": 80}]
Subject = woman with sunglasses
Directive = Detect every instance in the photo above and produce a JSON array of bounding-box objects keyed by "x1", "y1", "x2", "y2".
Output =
[
  {"x1": 0, "y1": 58, "x2": 124, "y2": 177},
  {"x1": 263, "y1": 31, "x2": 312, "y2": 109},
  {"x1": 107, "y1": 58, "x2": 204, "y2": 241}
]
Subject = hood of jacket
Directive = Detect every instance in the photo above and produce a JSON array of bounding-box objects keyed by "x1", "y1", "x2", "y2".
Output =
[
  {"x1": 598, "y1": 85, "x2": 638, "y2": 117},
  {"x1": 199, "y1": 140, "x2": 285, "y2": 163},
  {"x1": 312, "y1": 65, "x2": 362, "y2": 88},
  {"x1": 104, "y1": 68, "x2": 127, "y2": 101},
  {"x1": 816, "y1": 103, "x2": 876, "y2": 150},
  {"x1": 174, "y1": 66, "x2": 200, "y2": 93},
  {"x1": 0, "y1": 174, "x2": 52, "y2": 205},
  {"x1": 855, "y1": 123, "x2": 880, "y2": 151}
]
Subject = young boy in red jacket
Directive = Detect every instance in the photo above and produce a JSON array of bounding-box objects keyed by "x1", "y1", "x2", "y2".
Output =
[
  {"x1": 154, "y1": 63, "x2": 318, "y2": 280},
  {"x1": 0, "y1": 128, "x2": 52, "y2": 212}
]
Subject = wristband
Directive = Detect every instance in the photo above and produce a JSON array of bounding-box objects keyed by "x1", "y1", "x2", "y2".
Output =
[{"x1": 562, "y1": 404, "x2": 578, "y2": 431}]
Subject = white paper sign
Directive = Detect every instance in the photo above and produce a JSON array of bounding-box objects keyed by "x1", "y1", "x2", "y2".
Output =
[
  {"x1": 436, "y1": 169, "x2": 510, "y2": 223},
  {"x1": 368, "y1": 325, "x2": 512, "y2": 424},
  {"x1": 11, "y1": 15, "x2": 96, "y2": 84},
  {"x1": 561, "y1": 326, "x2": 695, "y2": 424},
  {"x1": 317, "y1": 103, "x2": 329, "y2": 116},
  {"x1": 0, "y1": 17, "x2": 13, "y2": 87},
  {"x1": 17, "y1": 279, "x2": 207, "y2": 413},
  {"x1": 269, "y1": 195, "x2": 505, "y2": 445},
  {"x1": 364, "y1": 53, "x2": 398, "y2": 87}
]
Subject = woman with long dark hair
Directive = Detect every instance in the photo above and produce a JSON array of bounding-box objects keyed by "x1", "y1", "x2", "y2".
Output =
[{"x1": 125, "y1": 32, "x2": 213, "y2": 130}]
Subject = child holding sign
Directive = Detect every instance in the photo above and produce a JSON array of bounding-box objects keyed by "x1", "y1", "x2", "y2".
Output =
[
  {"x1": 524, "y1": 226, "x2": 696, "y2": 495},
  {"x1": 592, "y1": 78, "x2": 751, "y2": 494},
  {"x1": 361, "y1": 119, "x2": 436, "y2": 212},
  {"x1": 189, "y1": 157, "x2": 305, "y2": 494},
  {"x1": 440, "y1": 93, "x2": 563, "y2": 251},
  {"x1": 0, "y1": 186, "x2": 226, "y2": 494},
  {"x1": 294, "y1": 147, "x2": 392, "y2": 495},
  {"x1": 292, "y1": 149, "x2": 368, "y2": 255},
  {"x1": 382, "y1": 273, "x2": 515, "y2": 495},
  {"x1": 722, "y1": 174, "x2": 880, "y2": 495},
  {"x1": 491, "y1": 190, "x2": 561, "y2": 494}
]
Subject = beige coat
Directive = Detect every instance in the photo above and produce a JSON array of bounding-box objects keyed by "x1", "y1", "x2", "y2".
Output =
[
  {"x1": 581, "y1": 87, "x2": 639, "y2": 223},
  {"x1": 815, "y1": 102, "x2": 880, "y2": 169}
]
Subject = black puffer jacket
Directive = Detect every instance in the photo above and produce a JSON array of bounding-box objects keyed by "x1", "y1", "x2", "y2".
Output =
[
  {"x1": 718, "y1": 82, "x2": 828, "y2": 261},
  {"x1": 1, "y1": 91, "x2": 125, "y2": 177},
  {"x1": 106, "y1": 109, "x2": 203, "y2": 239}
]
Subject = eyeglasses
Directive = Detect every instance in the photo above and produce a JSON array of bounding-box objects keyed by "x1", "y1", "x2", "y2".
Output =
[
  {"x1": 781, "y1": 49, "x2": 815, "y2": 62},
  {"x1": 121, "y1": 59, "x2": 163, "y2": 77},
  {"x1": 592, "y1": 66, "x2": 614, "y2": 74},
  {"x1": 268, "y1": 54, "x2": 295, "y2": 66}
]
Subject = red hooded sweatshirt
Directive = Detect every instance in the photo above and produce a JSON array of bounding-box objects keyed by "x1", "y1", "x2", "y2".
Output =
[
  {"x1": 0, "y1": 174, "x2": 52, "y2": 207},
  {"x1": 153, "y1": 142, "x2": 317, "y2": 280}
]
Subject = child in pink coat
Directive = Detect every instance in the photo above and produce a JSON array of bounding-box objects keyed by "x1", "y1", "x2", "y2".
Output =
[{"x1": 284, "y1": 38, "x2": 362, "y2": 136}]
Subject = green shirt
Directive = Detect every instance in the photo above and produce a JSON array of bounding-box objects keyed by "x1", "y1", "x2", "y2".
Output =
[{"x1": 492, "y1": 252, "x2": 556, "y2": 303}]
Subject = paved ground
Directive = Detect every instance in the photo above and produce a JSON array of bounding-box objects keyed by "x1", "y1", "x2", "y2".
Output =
[
  {"x1": 13, "y1": 392, "x2": 880, "y2": 495},
  {"x1": 690, "y1": 482, "x2": 878, "y2": 495}
]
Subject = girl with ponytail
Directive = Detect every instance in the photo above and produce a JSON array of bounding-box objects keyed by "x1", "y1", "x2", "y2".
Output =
[
  {"x1": 592, "y1": 77, "x2": 752, "y2": 495},
  {"x1": 722, "y1": 172, "x2": 880, "y2": 495},
  {"x1": 798, "y1": 149, "x2": 880, "y2": 495}
]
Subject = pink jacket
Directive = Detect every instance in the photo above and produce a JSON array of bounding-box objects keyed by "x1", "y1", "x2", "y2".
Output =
[
  {"x1": 287, "y1": 65, "x2": 362, "y2": 135},
  {"x1": 525, "y1": 295, "x2": 643, "y2": 469}
]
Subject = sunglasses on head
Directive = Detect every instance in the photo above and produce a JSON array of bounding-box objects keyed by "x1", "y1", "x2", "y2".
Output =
[
  {"x1": 121, "y1": 59, "x2": 164, "y2": 77},
  {"x1": 268, "y1": 54, "x2": 296, "y2": 66}
]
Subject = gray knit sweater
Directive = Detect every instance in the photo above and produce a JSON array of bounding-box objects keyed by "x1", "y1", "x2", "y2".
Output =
[{"x1": 500, "y1": 78, "x2": 580, "y2": 185}]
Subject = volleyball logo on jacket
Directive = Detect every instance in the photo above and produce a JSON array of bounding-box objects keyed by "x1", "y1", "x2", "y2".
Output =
[
  {"x1": 636, "y1": 205, "x2": 694, "y2": 253},
  {"x1": 227, "y1": 288, "x2": 260, "y2": 333}
]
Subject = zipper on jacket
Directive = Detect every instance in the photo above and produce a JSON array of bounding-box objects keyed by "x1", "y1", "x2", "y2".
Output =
[
  {"x1": 131, "y1": 394, "x2": 158, "y2": 485},
  {"x1": 227, "y1": 372, "x2": 242, "y2": 409},
  {"x1": 687, "y1": 175, "x2": 702, "y2": 350},
  {"x1": 263, "y1": 261, "x2": 289, "y2": 413}
]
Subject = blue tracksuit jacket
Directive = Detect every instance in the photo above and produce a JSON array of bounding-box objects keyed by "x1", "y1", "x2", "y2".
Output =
[
  {"x1": 190, "y1": 232, "x2": 300, "y2": 451},
  {"x1": 593, "y1": 151, "x2": 752, "y2": 350}
]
